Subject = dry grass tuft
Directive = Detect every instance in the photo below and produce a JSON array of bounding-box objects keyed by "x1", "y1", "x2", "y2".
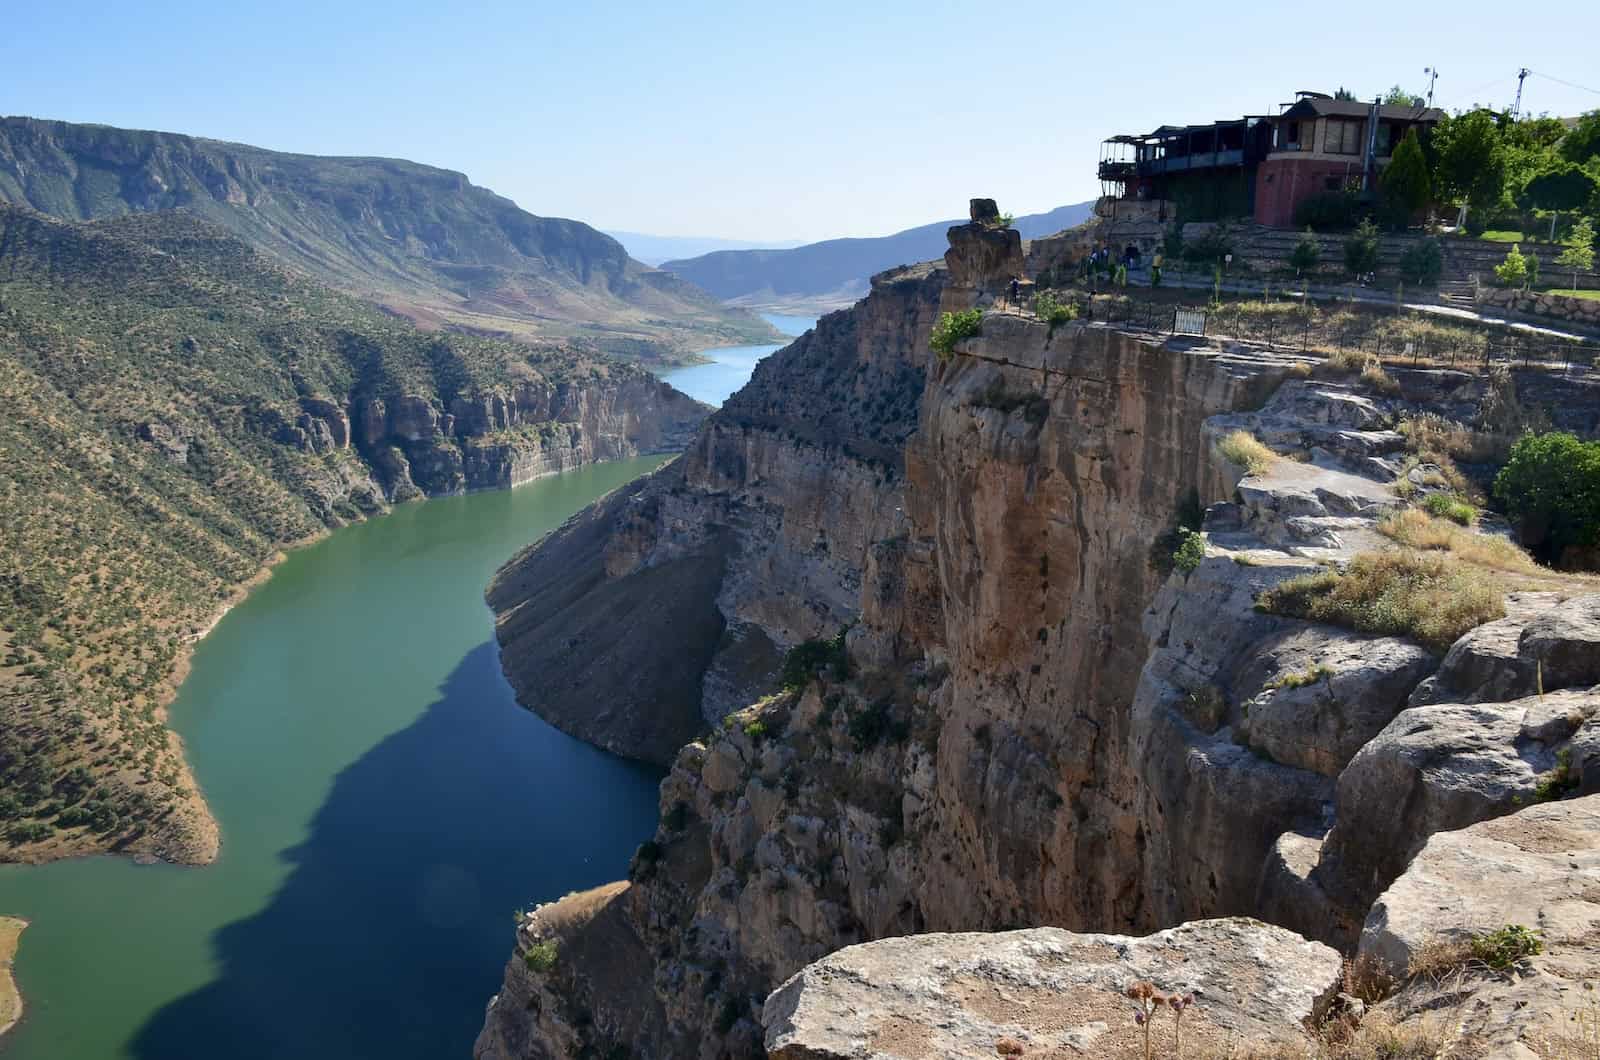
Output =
[
  {"x1": 1359, "y1": 361, "x2": 1401, "y2": 396},
  {"x1": 1217, "y1": 431, "x2": 1278, "y2": 476},
  {"x1": 1324, "y1": 348, "x2": 1369, "y2": 375},
  {"x1": 1257, "y1": 550, "x2": 1505, "y2": 653},
  {"x1": 1404, "y1": 935, "x2": 1474, "y2": 982},
  {"x1": 1398, "y1": 413, "x2": 1510, "y2": 466},
  {"x1": 1376, "y1": 509, "x2": 1538, "y2": 573}
]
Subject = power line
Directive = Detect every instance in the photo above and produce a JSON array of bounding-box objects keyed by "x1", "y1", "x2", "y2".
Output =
[{"x1": 1529, "y1": 69, "x2": 1600, "y2": 98}]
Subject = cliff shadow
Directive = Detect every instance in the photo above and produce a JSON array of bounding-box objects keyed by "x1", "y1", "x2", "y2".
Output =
[{"x1": 131, "y1": 641, "x2": 663, "y2": 1060}]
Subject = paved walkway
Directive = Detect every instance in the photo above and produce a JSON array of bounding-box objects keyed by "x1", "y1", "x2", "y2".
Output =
[{"x1": 1110, "y1": 269, "x2": 1595, "y2": 343}]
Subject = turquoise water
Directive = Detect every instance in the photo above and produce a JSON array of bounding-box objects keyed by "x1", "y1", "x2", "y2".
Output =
[
  {"x1": 0, "y1": 457, "x2": 670, "y2": 1059},
  {"x1": 663, "y1": 312, "x2": 817, "y2": 407}
]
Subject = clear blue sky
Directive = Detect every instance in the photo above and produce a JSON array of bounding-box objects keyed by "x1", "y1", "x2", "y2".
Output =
[{"x1": 10, "y1": 0, "x2": 1600, "y2": 243}]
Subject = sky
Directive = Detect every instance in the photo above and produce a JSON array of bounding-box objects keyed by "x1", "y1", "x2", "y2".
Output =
[{"x1": 8, "y1": 0, "x2": 1600, "y2": 244}]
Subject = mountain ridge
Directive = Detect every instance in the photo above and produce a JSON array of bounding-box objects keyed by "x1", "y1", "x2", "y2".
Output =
[
  {"x1": 0, "y1": 115, "x2": 780, "y2": 362},
  {"x1": 658, "y1": 200, "x2": 1095, "y2": 311}
]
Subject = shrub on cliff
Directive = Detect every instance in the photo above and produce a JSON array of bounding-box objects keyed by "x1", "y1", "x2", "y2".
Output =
[
  {"x1": 1493, "y1": 431, "x2": 1600, "y2": 563},
  {"x1": 1170, "y1": 528, "x2": 1206, "y2": 574},
  {"x1": 930, "y1": 309, "x2": 982, "y2": 360},
  {"x1": 780, "y1": 627, "x2": 851, "y2": 689},
  {"x1": 523, "y1": 938, "x2": 559, "y2": 973}
]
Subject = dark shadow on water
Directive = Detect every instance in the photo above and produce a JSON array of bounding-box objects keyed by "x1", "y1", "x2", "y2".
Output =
[{"x1": 132, "y1": 641, "x2": 662, "y2": 1060}]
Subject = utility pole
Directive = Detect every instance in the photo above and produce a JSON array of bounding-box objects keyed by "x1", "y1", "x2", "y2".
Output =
[
  {"x1": 1423, "y1": 66, "x2": 1440, "y2": 108},
  {"x1": 1512, "y1": 67, "x2": 1530, "y2": 118}
]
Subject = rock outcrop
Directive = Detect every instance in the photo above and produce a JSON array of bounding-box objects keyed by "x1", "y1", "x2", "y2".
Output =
[
  {"x1": 487, "y1": 262, "x2": 940, "y2": 764},
  {"x1": 762, "y1": 919, "x2": 1342, "y2": 1059},
  {"x1": 1359, "y1": 795, "x2": 1600, "y2": 1057}
]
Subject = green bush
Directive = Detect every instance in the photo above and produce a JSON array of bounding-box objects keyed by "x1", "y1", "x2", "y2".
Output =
[
  {"x1": 780, "y1": 628, "x2": 851, "y2": 689},
  {"x1": 1294, "y1": 191, "x2": 1361, "y2": 231},
  {"x1": 1344, "y1": 218, "x2": 1381, "y2": 276},
  {"x1": 6, "y1": 821, "x2": 53, "y2": 844},
  {"x1": 1493, "y1": 243, "x2": 1530, "y2": 288},
  {"x1": 846, "y1": 698, "x2": 908, "y2": 751},
  {"x1": 1289, "y1": 228, "x2": 1322, "y2": 275},
  {"x1": 1421, "y1": 492, "x2": 1477, "y2": 526},
  {"x1": 1171, "y1": 528, "x2": 1207, "y2": 574},
  {"x1": 930, "y1": 309, "x2": 982, "y2": 359},
  {"x1": 1181, "y1": 223, "x2": 1235, "y2": 266},
  {"x1": 1031, "y1": 290, "x2": 1078, "y2": 330},
  {"x1": 1469, "y1": 925, "x2": 1542, "y2": 970},
  {"x1": 1398, "y1": 238, "x2": 1443, "y2": 285},
  {"x1": 1492, "y1": 431, "x2": 1600, "y2": 562},
  {"x1": 523, "y1": 938, "x2": 560, "y2": 973}
]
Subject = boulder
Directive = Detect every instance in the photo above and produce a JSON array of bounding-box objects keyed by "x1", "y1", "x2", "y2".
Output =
[
  {"x1": 1322, "y1": 691, "x2": 1594, "y2": 908},
  {"x1": 1358, "y1": 796, "x2": 1600, "y2": 1057},
  {"x1": 1239, "y1": 631, "x2": 1436, "y2": 777},
  {"x1": 763, "y1": 920, "x2": 1342, "y2": 1060}
]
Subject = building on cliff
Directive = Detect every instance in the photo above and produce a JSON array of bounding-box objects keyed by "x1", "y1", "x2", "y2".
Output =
[{"x1": 1098, "y1": 90, "x2": 1443, "y2": 226}]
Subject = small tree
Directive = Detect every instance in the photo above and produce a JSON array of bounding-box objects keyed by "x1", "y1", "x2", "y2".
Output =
[
  {"x1": 1521, "y1": 163, "x2": 1600, "y2": 240},
  {"x1": 1290, "y1": 228, "x2": 1321, "y2": 276},
  {"x1": 1433, "y1": 110, "x2": 1507, "y2": 225},
  {"x1": 1494, "y1": 243, "x2": 1530, "y2": 288},
  {"x1": 1399, "y1": 237, "x2": 1443, "y2": 285},
  {"x1": 1556, "y1": 217, "x2": 1597, "y2": 291},
  {"x1": 1381, "y1": 128, "x2": 1432, "y2": 220},
  {"x1": 1344, "y1": 217, "x2": 1380, "y2": 277}
]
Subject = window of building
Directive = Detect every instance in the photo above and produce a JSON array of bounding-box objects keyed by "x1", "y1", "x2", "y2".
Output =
[
  {"x1": 1325, "y1": 119, "x2": 1363, "y2": 155},
  {"x1": 1376, "y1": 122, "x2": 1395, "y2": 156}
]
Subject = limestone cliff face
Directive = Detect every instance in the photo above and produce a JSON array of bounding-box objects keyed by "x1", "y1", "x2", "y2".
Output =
[
  {"x1": 479, "y1": 310, "x2": 1304, "y2": 1058},
  {"x1": 487, "y1": 263, "x2": 940, "y2": 765},
  {"x1": 353, "y1": 373, "x2": 706, "y2": 498}
]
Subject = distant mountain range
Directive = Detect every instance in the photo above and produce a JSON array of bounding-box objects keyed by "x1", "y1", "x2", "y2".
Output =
[
  {"x1": 603, "y1": 231, "x2": 806, "y2": 267},
  {"x1": 658, "y1": 201, "x2": 1097, "y2": 311},
  {"x1": 0, "y1": 117, "x2": 779, "y2": 362}
]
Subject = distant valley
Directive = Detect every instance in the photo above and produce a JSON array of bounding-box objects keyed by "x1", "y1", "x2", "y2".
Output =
[
  {"x1": 602, "y1": 231, "x2": 805, "y2": 267},
  {"x1": 0, "y1": 117, "x2": 780, "y2": 363},
  {"x1": 657, "y1": 200, "x2": 1095, "y2": 311}
]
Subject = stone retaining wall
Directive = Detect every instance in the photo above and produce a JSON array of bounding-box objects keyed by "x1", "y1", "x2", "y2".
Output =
[{"x1": 1477, "y1": 285, "x2": 1600, "y2": 327}]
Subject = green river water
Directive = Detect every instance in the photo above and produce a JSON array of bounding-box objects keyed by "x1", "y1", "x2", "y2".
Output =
[{"x1": 0, "y1": 457, "x2": 671, "y2": 1059}]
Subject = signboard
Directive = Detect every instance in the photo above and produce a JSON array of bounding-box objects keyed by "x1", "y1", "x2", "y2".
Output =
[{"x1": 1173, "y1": 309, "x2": 1207, "y2": 337}]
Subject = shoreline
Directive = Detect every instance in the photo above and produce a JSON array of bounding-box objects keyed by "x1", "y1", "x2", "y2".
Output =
[
  {"x1": 0, "y1": 917, "x2": 25, "y2": 1039},
  {"x1": 2, "y1": 446, "x2": 684, "y2": 870}
]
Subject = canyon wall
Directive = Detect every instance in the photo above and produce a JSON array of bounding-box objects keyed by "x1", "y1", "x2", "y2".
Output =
[
  {"x1": 479, "y1": 212, "x2": 1600, "y2": 1058},
  {"x1": 487, "y1": 262, "x2": 940, "y2": 765}
]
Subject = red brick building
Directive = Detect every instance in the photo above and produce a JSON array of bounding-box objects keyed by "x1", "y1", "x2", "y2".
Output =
[
  {"x1": 1099, "y1": 92, "x2": 1443, "y2": 228},
  {"x1": 1253, "y1": 95, "x2": 1443, "y2": 227}
]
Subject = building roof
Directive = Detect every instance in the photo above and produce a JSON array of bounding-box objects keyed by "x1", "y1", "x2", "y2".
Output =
[{"x1": 1278, "y1": 97, "x2": 1445, "y2": 123}]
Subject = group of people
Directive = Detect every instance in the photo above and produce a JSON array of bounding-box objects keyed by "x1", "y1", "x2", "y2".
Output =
[{"x1": 1080, "y1": 243, "x2": 1145, "y2": 287}]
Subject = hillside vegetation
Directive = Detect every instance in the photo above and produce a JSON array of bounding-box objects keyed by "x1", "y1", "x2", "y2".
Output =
[
  {"x1": 0, "y1": 204, "x2": 685, "y2": 864},
  {"x1": 0, "y1": 116, "x2": 780, "y2": 362}
]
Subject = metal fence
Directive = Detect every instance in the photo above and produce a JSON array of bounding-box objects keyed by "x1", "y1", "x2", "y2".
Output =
[{"x1": 1068, "y1": 295, "x2": 1600, "y2": 375}]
